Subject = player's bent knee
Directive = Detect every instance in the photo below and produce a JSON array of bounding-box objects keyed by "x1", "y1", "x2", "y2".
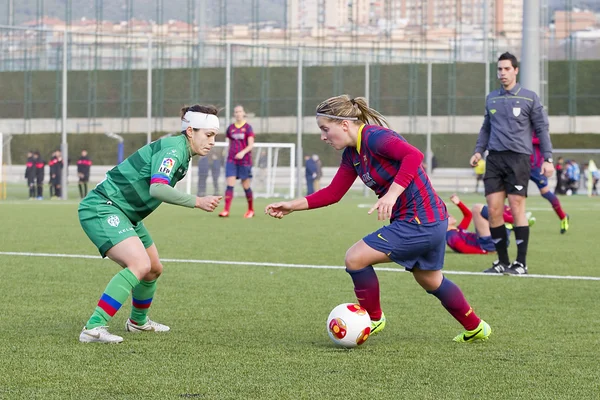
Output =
[
  {"x1": 150, "y1": 261, "x2": 164, "y2": 277},
  {"x1": 344, "y1": 249, "x2": 362, "y2": 271},
  {"x1": 127, "y1": 260, "x2": 152, "y2": 279}
]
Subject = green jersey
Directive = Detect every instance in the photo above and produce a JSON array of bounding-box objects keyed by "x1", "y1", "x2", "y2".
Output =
[{"x1": 94, "y1": 135, "x2": 192, "y2": 223}]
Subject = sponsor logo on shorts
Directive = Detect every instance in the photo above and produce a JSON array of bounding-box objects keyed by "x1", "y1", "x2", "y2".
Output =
[
  {"x1": 107, "y1": 215, "x2": 120, "y2": 227},
  {"x1": 377, "y1": 233, "x2": 388, "y2": 242},
  {"x1": 118, "y1": 227, "x2": 134, "y2": 235},
  {"x1": 514, "y1": 185, "x2": 524, "y2": 191}
]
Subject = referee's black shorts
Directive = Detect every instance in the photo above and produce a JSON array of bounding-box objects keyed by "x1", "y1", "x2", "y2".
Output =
[{"x1": 484, "y1": 151, "x2": 530, "y2": 197}]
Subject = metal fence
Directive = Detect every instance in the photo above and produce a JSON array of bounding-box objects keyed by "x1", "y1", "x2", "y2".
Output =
[{"x1": 1, "y1": 24, "x2": 599, "y2": 136}]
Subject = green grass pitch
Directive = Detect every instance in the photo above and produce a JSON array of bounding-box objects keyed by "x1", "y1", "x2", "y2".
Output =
[{"x1": 0, "y1": 191, "x2": 599, "y2": 399}]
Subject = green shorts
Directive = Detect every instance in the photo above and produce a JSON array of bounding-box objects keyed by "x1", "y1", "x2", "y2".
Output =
[{"x1": 78, "y1": 191, "x2": 153, "y2": 257}]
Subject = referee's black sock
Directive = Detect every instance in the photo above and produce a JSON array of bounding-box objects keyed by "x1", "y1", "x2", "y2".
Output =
[
  {"x1": 513, "y1": 226, "x2": 530, "y2": 266},
  {"x1": 490, "y1": 225, "x2": 510, "y2": 265}
]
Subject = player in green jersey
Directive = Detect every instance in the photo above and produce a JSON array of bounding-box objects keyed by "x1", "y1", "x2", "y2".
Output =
[{"x1": 78, "y1": 104, "x2": 222, "y2": 343}]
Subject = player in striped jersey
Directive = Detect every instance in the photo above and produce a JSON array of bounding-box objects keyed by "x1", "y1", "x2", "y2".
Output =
[
  {"x1": 78, "y1": 104, "x2": 222, "y2": 343},
  {"x1": 265, "y1": 95, "x2": 491, "y2": 343},
  {"x1": 530, "y1": 131, "x2": 569, "y2": 233},
  {"x1": 219, "y1": 105, "x2": 255, "y2": 218}
]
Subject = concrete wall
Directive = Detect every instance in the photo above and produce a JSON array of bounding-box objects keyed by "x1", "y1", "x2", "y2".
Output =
[
  {"x1": 1, "y1": 115, "x2": 599, "y2": 135},
  {"x1": 1, "y1": 164, "x2": 557, "y2": 196}
]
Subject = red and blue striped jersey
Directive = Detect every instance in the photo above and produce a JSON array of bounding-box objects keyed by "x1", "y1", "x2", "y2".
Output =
[
  {"x1": 306, "y1": 125, "x2": 448, "y2": 224},
  {"x1": 446, "y1": 229, "x2": 488, "y2": 254},
  {"x1": 226, "y1": 122, "x2": 254, "y2": 166},
  {"x1": 530, "y1": 131, "x2": 543, "y2": 168}
]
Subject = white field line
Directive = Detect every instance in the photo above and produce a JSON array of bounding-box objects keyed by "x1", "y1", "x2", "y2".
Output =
[{"x1": 1, "y1": 251, "x2": 599, "y2": 281}]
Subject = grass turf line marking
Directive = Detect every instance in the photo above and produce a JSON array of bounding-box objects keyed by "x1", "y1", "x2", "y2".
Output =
[{"x1": 1, "y1": 251, "x2": 600, "y2": 281}]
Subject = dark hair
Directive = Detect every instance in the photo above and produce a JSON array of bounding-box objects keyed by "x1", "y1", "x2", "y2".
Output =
[
  {"x1": 316, "y1": 94, "x2": 388, "y2": 127},
  {"x1": 180, "y1": 104, "x2": 219, "y2": 119},
  {"x1": 498, "y1": 52, "x2": 518, "y2": 69}
]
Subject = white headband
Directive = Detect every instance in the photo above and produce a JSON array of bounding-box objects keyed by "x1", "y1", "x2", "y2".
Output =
[
  {"x1": 316, "y1": 112, "x2": 358, "y2": 121},
  {"x1": 181, "y1": 111, "x2": 220, "y2": 131}
]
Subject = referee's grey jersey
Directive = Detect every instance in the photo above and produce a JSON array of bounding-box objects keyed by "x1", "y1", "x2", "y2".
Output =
[{"x1": 474, "y1": 84, "x2": 552, "y2": 159}]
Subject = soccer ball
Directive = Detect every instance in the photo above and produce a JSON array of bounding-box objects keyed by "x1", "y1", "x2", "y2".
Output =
[{"x1": 326, "y1": 303, "x2": 372, "y2": 348}]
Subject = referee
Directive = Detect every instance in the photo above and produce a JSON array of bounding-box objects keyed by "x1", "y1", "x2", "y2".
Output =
[{"x1": 470, "y1": 52, "x2": 554, "y2": 275}]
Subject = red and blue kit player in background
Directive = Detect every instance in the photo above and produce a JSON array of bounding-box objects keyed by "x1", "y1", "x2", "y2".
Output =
[
  {"x1": 265, "y1": 95, "x2": 491, "y2": 343},
  {"x1": 531, "y1": 131, "x2": 569, "y2": 233},
  {"x1": 219, "y1": 105, "x2": 255, "y2": 218},
  {"x1": 446, "y1": 194, "x2": 530, "y2": 254}
]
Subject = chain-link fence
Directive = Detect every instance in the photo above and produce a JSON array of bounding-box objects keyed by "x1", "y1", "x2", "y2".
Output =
[{"x1": 1, "y1": 25, "x2": 599, "y2": 133}]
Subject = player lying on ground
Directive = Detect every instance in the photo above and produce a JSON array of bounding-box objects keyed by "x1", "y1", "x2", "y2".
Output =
[{"x1": 446, "y1": 194, "x2": 535, "y2": 255}]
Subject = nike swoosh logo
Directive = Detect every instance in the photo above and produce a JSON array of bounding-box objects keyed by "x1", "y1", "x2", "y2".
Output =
[
  {"x1": 463, "y1": 328, "x2": 482, "y2": 341},
  {"x1": 516, "y1": 240, "x2": 524, "y2": 245},
  {"x1": 354, "y1": 162, "x2": 360, "y2": 166},
  {"x1": 492, "y1": 238, "x2": 502, "y2": 244},
  {"x1": 84, "y1": 331, "x2": 101, "y2": 339},
  {"x1": 377, "y1": 233, "x2": 388, "y2": 242}
]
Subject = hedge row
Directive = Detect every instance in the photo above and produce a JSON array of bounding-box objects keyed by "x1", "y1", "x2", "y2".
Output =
[{"x1": 1, "y1": 60, "x2": 598, "y2": 119}]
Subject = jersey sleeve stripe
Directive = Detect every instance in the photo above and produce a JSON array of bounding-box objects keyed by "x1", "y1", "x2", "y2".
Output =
[{"x1": 150, "y1": 174, "x2": 171, "y2": 185}]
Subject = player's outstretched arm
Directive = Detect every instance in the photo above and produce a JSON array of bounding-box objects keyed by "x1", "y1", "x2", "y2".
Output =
[
  {"x1": 265, "y1": 198, "x2": 309, "y2": 219},
  {"x1": 149, "y1": 183, "x2": 221, "y2": 212},
  {"x1": 195, "y1": 195, "x2": 222, "y2": 212}
]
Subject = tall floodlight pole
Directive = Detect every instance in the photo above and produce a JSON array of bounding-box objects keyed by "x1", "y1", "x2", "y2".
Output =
[
  {"x1": 225, "y1": 43, "x2": 232, "y2": 127},
  {"x1": 147, "y1": 35, "x2": 152, "y2": 144},
  {"x1": 296, "y1": 47, "x2": 303, "y2": 198},
  {"x1": 61, "y1": 31, "x2": 69, "y2": 200},
  {"x1": 521, "y1": 0, "x2": 541, "y2": 94},
  {"x1": 426, "y1": 62, "x2": 432, "y2": 177},
  {"x1": 483, "y1": 0, "x2": 490, "y2": 94}
]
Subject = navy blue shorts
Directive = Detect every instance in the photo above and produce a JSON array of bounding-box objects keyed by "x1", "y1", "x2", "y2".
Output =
[
  {"x1": 225, "y1": 162, "x2": 253, "y2": 180},
  {"x1": 530, "y1": 167, "x2": 548, "y2": 189},
  {"x1": 476, "y1": 235, "x2": 497, "y2": 252},
  {"x1": 363, "y1": 219, "x2": 448, "y2": 271}
]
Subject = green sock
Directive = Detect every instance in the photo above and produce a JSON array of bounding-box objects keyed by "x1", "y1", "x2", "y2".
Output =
[
  {"x1": 86, "y1": 268, "x2": 140, "y2": 329},
  {"x1": 129, "y1": 279, "x2": 157, "y2": 326}
]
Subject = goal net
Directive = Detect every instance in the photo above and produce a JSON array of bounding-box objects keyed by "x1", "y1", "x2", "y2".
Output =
[{"x1": 181, "y1": 142, "x2": 296, "y2": 199}]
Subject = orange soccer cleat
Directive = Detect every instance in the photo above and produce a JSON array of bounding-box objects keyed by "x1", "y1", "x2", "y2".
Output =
[
  {"x1": 243, "y1": 209, "x2": 255, "y2": 219},
  {"x1": 218, "y1": 210, "x2": 229, "y2": 217}
]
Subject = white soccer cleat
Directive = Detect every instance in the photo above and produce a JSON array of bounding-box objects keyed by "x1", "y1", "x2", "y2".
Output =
[
  {"x1": 79, "y1": 326, "x2": 123, "y2": 343},
  {"x1": 125, "y1": 318, "x2": 170, "y2": 333}
]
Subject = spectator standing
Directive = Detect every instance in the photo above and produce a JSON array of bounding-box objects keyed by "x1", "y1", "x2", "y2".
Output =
[
  {"x1": 77, "y1": 150, "x2": 92, "y2": 199},
  {"x1": 34, "y1": 151, "x2": 46, "y2": 200},
  {"x1": 25, "y1": 151, "x2": 36, "y2": 199}
]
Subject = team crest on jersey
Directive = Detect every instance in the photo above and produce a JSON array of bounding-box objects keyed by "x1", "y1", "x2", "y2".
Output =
[
  {"x1": 513, "y1": 107, "x2": 521, "y2": 117},
  {"x1": 159, "y1": 157, "x2": 175, "y2": 175},
  {"x1": 361, "y1": 172, "x2": 376, "y2": 187},
  {"x1": 107, "y1": 215, "x2": 120, "y2": 227}
]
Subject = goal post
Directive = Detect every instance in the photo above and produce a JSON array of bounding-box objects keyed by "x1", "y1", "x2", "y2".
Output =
[{"x1": 183, "y1": 142, "x2": 296, "y2": 199}]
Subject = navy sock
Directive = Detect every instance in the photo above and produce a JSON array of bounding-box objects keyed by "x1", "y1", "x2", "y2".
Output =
[{"x1": 346, "y1": 266, "x2": 381, "y2": 320}]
